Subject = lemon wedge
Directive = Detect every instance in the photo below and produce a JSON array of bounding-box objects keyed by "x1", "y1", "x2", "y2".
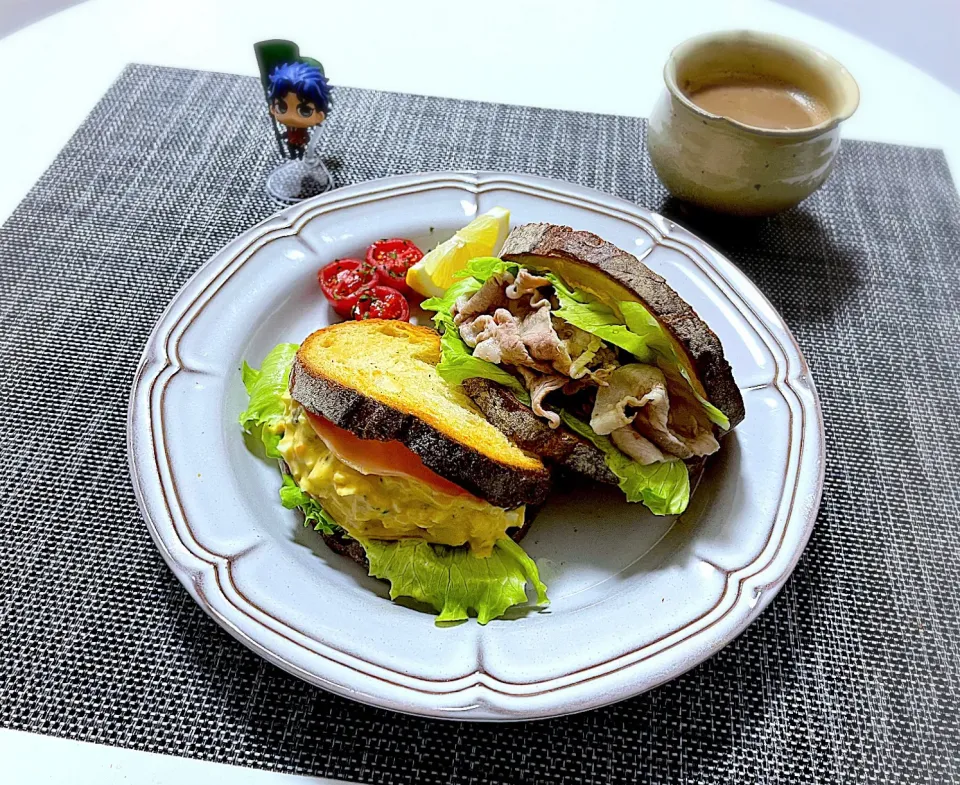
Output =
[{"x1": 406, "y1": 207, "x2": 511, "y2": 298}]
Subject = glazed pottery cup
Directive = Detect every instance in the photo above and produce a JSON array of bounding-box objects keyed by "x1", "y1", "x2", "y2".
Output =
[{"x1": 647, "y1": 30, "x2": 860, "y2": 216}]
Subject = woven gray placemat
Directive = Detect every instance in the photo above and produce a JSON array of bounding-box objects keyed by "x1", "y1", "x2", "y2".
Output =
[{"x1": 1, "y1": 63, "x2": 958, "y2": 784}]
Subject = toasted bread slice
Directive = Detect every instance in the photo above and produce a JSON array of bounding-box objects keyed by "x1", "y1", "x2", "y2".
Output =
[
  {"x1": 289, "y1": 320, "x2": 551, "y2": 509},
  {"x1": 500, "y1": 223, "x2": 745, "y2": 429}
]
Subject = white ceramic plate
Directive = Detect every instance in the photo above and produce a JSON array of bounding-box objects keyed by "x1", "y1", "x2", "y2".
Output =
[{"x1": 128, "y1": 171, "x2": 823, "y2": 721}]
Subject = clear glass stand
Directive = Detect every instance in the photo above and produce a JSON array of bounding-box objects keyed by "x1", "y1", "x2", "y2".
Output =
[{"x1": 265, "y1": 130, "x2": 335, "y2": 206}]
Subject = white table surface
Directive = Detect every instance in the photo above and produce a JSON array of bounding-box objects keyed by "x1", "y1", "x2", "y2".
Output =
[{"x1": 2, "y1": 0, "x2": 958, "y2": 782}]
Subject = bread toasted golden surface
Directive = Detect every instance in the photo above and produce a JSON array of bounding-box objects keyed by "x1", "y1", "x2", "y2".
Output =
[
  {"x1": 290, "y1": 320, "x2": 551, "y2": 509},
  {"x1": 500, "y1": 223, "x2": 745, "y2": 430}
]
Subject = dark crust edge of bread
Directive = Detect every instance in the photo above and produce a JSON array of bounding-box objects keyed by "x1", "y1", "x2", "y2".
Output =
[
  {"x1": 500, "y1": 223, "x2": 746, "y2": 430},
  {"x1": 462, "y1": 378, "x2": 619, "y2": 486},
  {"x1": 288, "y1": 357, "x2": 552, "y2": 509}
]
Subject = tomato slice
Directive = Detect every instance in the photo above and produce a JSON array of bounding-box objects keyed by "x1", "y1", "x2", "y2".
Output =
[
  {"x1": 366, "y1": 238, "x2": 423, "y2": 295},
  {"x1": 318, "y1": 259, "x2": 378, "y2": 318},
  {"x1": 351, "y1": 286, "x2": 410, "y2": 321},
  {"x1": 304, "y1": 411, "x2": 473, "y2": 498}
]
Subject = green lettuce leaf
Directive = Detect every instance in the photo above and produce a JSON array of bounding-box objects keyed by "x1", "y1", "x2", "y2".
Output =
[
  {"x1": 547, "y1": 274, "x2": 657, "y2": 362},
  {"x1": 239, "y1": 343, "x2": 299, "y2": 458},
  {"x1": 560, "y1": 410, "x2": 690, "y2": 515},
  {"x1": 279, "y1": 474, "x2": 340, "y2": 535},
  {"x1": 453, "y1": 256, "x2": 519, "y2": 282},
  {"x1": 420, "y1": 276, "x2": 483, "y2": 326},
  {"x1": 679, "y1": 367, "x2": 731, "y2": 430},
  {"x1": 549, "y1": 276, "x2": 728, "y2": 429},
  {"x1": 361, "y1": 536, "x2": 548, "y2": 625},
  {"x1": 620, "y1": 301, "x2": 677, "y2": 359}
]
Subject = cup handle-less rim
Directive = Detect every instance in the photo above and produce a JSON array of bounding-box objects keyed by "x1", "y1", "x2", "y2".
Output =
[{"x1": 663, "y1": 29, "x2": 861, "y2": 139}]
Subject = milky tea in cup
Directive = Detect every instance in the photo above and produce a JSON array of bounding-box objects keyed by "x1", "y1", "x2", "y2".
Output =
[
  {"x1": 687, "y1": 78, "x2": 831, "y2": 131},
  {"x1": 647, "y1": 31, "x2": 859, "y2": 216}
]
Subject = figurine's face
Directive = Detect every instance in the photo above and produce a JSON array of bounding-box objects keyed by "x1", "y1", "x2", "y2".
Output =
[{"x1": 270, "y1": 91, "x2": 325, "y2": 128}]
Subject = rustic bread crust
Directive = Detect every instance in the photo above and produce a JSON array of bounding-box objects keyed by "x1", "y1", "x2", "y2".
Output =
[
  {"x1": 321, "y1": 530, "x2": 370, "y2": 566},
  {"x1": 500, "y1": 223, "x2": 745, "y2": 429},
  {"x1": 289, "y1": 358, "x2": 552, "y2": 509},
  {"x1": 462, "y1": 378, "x2": 618, "y2": 485}
]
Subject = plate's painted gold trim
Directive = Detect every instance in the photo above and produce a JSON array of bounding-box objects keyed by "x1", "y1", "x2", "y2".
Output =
[{"x1": 128, "y1": 171, "x2": 823, "y2": 719}]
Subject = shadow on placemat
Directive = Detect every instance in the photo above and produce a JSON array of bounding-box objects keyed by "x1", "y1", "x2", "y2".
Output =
[
  {"x1": 0, "y1": 64, "x2": 958, "y2": 785},
  {"x1": 660, "y1": 197, "x2": 867, "y2": 323}
]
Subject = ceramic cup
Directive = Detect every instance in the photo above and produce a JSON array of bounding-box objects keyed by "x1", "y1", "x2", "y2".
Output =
[{"x1": 647, "y1": 30, "x2": 860, "y2": 216}]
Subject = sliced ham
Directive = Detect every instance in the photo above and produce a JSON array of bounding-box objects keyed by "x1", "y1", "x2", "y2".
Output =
[
  {"x1": 561, "y1": 377, "x2": 593, "y2": 396},
  {"x1": 518, "y1": 305, "x2": 573, "y2": 371},
  {"x1": 457, "y1": 280, "x2": 569, "y2": 375},
  {"x1": 460, "y1": 309, "x2": 549, "y2": 370},
  {"x1": 659, "y1": 365, "x2": 722, "y2": 457},
  {"x1": 590, "y1": 364, "x2": 667, "y2": 435}
]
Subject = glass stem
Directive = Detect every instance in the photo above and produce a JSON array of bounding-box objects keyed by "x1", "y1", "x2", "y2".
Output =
[{"x1": 304, "y1": 127, "x2": 323, "y2": 164}]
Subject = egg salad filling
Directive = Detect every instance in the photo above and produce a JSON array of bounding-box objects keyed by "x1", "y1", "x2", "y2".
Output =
[
  {"x1": 274, "y1": 392, "x2": 523, "y2": 557},
  {"x1": 240, "y1": 341, "x2": 547, "y2": 625}
]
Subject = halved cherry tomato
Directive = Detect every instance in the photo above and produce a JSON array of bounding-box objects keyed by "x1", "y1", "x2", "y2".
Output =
[
  {"x1": 318, "y1": 259, "x2": 378, "y2": 318},
  {"x1": 366, "y1": 238, "x2": 423, "y2": 295},
  {"x1": 351, "y1": 285, "x2": 410, "y2": 321}
]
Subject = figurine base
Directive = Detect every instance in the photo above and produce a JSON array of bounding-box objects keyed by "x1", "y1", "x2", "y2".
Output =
[{"x1": 266, "y1": 159, "x2": 335, "y2": 206}]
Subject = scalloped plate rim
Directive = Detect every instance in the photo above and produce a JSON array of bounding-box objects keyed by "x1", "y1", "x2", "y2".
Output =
[{"x1": 127, "y1": 170, "x2": 824, "y2": 721}]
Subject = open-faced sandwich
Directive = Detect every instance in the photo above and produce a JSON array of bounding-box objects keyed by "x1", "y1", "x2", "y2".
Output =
[
  {"x1": 240, "y1": 216, "x2": 743, "y2": 625},
  {"x1": 421, "y1": 223, "x2": 744, "y2": 517}
]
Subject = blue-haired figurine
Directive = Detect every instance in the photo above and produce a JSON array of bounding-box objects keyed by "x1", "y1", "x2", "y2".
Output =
[
  {"x1": 254, "y1": 41, "x2": 335, "y2": 203},
  {"x1": 267, "y1": 62, "x2": 331, "y2": 160}
]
